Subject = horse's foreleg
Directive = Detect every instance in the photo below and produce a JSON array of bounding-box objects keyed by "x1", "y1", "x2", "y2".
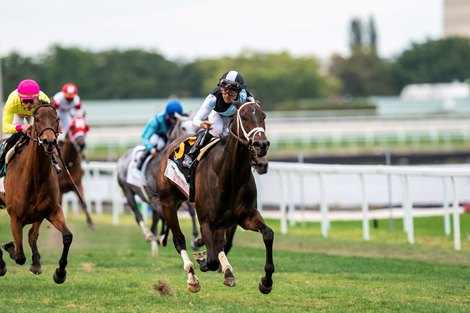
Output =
[
  {"x1": 197, "y1": 224, "x2": 224, "y2": 273},
  {"x1": 48, "y1": 209, "x2": 73, "y2": 284},
  {"x1": 28, "y1": 221, "x2": 43, "y2": 274},
  {"x1": 77, "y1": 184, "x2": 94, "y2": 230},
  {"x1": 9, "y1": 216, "x2": 26, "y2": 265},
  {"x1": 240, "y1": 211, "x2": 275, "y2": 294}
]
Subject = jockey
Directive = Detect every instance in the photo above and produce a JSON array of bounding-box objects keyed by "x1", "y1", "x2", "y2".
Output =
[
  {"x1": 135, "y1": 99, "x2": 184, "y2": 171},
  {"x1": 0, "y1": 79, "x2": 62, "y2": 177},
  {"x1": 182, "y1": 70, "x2": 255, "y2": 168},
  {"x1": 53, "y1": 83, "x2": 82, "y2": 140}
]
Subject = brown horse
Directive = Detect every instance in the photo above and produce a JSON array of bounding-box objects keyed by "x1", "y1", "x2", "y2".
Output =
[
  {"x1": 57, "y1": 115, "x2": 94, "y2": 229},
  {"x1": 0, "y1": 103, "x2": 72, "y2": 283},
  {"x1": 155, "y1": 100, "x2": 273, "y2": 293}
]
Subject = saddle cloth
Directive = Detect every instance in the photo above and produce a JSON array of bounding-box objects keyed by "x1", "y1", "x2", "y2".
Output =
[
  {"x1": 126, "y1": 145, "x2": 152, "y2": 189},
  {"x1": 164, "y1": 136, "x2": 219, "y2": 200}
]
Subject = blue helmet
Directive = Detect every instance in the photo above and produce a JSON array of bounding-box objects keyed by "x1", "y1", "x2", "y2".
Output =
[{"x1": 165, "y1": 100, "x2": 183, "y2": 118}]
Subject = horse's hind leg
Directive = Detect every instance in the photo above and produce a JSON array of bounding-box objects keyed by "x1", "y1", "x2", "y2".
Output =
[
  {"x1": 240, "y1": 211, "x2": 275, "y2": 294},
  {"x1": 162, "y1": 199, "x2": 200, "y2": 293},
  {"x1": 28, "y1": 221, "x2": 43, "y2": 275},
  {"x1": 48, "y1": 209, "x2": 73, "y2": 284},
  {"x1": 186, "y1": 202, "x2": 203, "y2": 250}
]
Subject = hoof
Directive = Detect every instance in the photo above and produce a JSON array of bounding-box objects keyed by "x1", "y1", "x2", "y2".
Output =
[
  {"x1": 258, "y1": 279, "x2": 273, "y2": 294},
  {"x1": 15, "y1": 257, "x2": 26, "y2": 265},
  {"x1": 53, "y1": 268, "x2": 66, "y2": 284},
  {"x1": 30, "y1": 265, "x2": 42, "y2": 275},
  {"x1": 87, "y1": 223, "x2": 95, "y2": 231},
  {"x1": 223, "y1": 269, "x2": 236, "y2": 287},
  {"x1": 187, "y1": 282, "x2": 201, "y2": 293},
  {"x1": 223, "y1": 277, "x2": 236, "y2": 287},
  {"x1": 0, "y1": 265, "x2": 6, "y2": 276},
  {"x1": 2, "y1": 241, "x2": 15, "y2": 258}
]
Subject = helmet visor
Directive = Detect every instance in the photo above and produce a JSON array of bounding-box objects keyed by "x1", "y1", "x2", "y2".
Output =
[{"x1": 218, "y1": 79, "x2": 242, "y2": 92}]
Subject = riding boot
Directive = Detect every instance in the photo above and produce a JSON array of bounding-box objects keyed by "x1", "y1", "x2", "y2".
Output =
[
  {"x1": 0, "y1": 133, "x2": 22, "y2": 178},
  {"x1": 136, "y1": 149, "x2": 150, "y2": 171},
  {"x1": 182, "y1": 130, "x2": 213, "y2": 168},
  {"x1": 51, "y1": 154, "x2": 62, "y2": 174},
  {"x1": 0, "y1": 143, "x2": 8, "y2": 177}
]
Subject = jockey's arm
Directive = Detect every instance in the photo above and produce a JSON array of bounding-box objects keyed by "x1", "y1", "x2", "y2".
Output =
[{"x1": 192, "y1": 94, "x2": 214, "y2": 130}]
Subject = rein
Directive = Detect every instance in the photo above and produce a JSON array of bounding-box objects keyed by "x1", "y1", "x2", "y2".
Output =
[{"x1": 56, "y1": 146, "x2": 86, "y2": 206}]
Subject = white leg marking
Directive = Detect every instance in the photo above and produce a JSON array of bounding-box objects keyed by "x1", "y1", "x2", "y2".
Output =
[{"x1": 218, "y1": 251, "x2": 233, "y2": 273}]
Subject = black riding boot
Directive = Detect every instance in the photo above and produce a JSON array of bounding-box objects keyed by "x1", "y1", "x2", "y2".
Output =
[
  {"x1": 182, "y1": 130, "x2": 213, "y2": 168},
  {"x1": 136, "y1": 149, "x2": 150, "y2": 171},
  {"x1": 0, "y1": 133, "x2": 23, "y2": 177},
  {"x1": 51, "y1": 154, "x2": 62, "y2": 174}
]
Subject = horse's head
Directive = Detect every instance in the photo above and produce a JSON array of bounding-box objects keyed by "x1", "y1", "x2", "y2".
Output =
[
  {"x1": 32, "y1": 103, "x2": 60, "y2": 154},
  {"x1": 233, "y1": 100, "x2": 270, "y2": 159},
  {"x1": 168, "y1": 113, "x2": 195, "y2": 141},
  {"x1": 67, "y1": 115, "x2": 90, "y2": 152}
]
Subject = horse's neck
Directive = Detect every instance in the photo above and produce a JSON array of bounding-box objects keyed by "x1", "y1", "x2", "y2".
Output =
[
  {"x1": 220, "y1": 136, "x2": 252, "y2": 178},
  {"x1": 24, "y1": 141, "x2": 52, "y2": 180}
]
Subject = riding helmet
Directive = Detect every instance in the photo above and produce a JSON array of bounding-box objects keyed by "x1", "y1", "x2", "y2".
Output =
[
  {"x1": 165, "y1": 100, "x2": 183, "y2": 118},
  {"x1": 17, "y1": 79, "x2": 40, "y2": 100}
]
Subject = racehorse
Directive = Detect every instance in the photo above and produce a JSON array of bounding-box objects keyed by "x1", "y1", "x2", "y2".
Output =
[
  {"x1": 57, "y1": 114, "x2": 94, "y2": 229},
  {"x1": 0, "y1": 103, "x2": 73, "y2": 283},
  {"x1": 155, "y1": 100, "x2": 274, "y2": 293},
  {"x1": 116, "y1": 113, "x2": 201, "y2": 256}
]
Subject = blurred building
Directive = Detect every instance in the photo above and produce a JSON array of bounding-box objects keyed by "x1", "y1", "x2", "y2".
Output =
[{"x1": 444, "y1": 0, "x2": 470, "y2": 38}]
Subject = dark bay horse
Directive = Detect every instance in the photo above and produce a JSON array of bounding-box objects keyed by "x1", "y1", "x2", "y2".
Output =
[
  {"x1": 117, "y1": 114, "x2": 201, "y2": 256},
  {"x1": 57, "y1": 115, "x2": 94, "y2": 229},
  {"x1": 0, "y1": 104, "x2": 72, "y2": 283},
  {"x1": 156, "y1": 100, "x2": 274, "y2": 293}
]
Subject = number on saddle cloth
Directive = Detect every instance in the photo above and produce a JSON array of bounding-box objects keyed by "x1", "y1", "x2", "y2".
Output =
[{"x1": 168, "y1": 136, "x2": 197, "y2": 181}]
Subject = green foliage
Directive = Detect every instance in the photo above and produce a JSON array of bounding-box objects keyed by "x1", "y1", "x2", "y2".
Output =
[
  {"x1": 1, "y1": 36, "x2": 470, "y2": 102},
  {"x1": 0, "y1": 47, "x2": 340, "y2": 109},
  {"x1": 391, "y1": 37, "x2": 470, "y2": 91}
]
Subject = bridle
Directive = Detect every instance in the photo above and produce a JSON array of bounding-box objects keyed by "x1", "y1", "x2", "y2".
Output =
[
  {"x1": 28, "y1": 104, "x2": 60, "y2": 154},
  {"x1": 230, "y1": 101, "x2": 267, "y2": 155}
]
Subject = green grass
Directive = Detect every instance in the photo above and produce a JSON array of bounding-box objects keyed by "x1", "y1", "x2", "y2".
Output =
[{"x1": 0, "y1": 210, "x2": 469, "y2": 313}]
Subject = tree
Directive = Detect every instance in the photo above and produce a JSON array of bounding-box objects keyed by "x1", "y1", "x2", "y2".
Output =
[{"x1": 391, "y1": 37, "x2": 470, "y2": 91}]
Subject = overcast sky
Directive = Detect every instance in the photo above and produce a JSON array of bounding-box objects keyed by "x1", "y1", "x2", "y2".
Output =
[{"x1": 0, "y1": 0, "x2": 442, "y2": 62}]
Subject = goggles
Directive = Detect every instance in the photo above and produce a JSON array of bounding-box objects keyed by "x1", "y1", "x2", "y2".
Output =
[
  {"x1": 22, "y1": 99, "x2": 34, "y2": 104},
  {"x1": 218, "y1": 79, "x2": 242, "y2": 92}
]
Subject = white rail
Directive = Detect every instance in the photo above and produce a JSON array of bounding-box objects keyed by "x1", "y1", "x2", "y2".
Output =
[{"x1": 65, "y1": 161, "x2": 469, "y2": 251}]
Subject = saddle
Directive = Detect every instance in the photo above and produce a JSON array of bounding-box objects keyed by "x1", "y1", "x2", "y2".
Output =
[
  {"x1": 5, "y1": 136, "x2": 29, "y2": 165},
  {"x1": 166, "y1": 136, "x2": 219, "y2": 201}
]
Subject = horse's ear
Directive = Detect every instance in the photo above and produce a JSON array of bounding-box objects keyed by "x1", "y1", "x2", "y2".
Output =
[
  {"x1": 26, "y1": 126, "x2": 33, "y2": 137},
  {"x1": 83, "y1": 110, "x2": 87, "y2": 118}
]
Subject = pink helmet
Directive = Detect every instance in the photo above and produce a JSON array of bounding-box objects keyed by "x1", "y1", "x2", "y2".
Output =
[{"x1": 17, "y1": 79, "x2": 40, "y2": 100}]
